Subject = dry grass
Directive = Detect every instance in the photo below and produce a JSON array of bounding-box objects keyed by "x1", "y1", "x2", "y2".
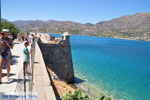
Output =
[{"x1": 48, "y1": 68, "x2": 76, "y2": 96}]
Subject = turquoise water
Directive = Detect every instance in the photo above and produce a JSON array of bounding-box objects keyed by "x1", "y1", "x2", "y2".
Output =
[
  {"x1": 69, "y1": 35, "x2": 150, "y2": 100},
  {"x1": 49, "y1": 33, "x2": 150, "y2": 100}
]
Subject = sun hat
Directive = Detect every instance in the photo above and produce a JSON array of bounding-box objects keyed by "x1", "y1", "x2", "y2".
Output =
[{"x1": 2, "y1": 29, "x2": 9, "y2": 33}]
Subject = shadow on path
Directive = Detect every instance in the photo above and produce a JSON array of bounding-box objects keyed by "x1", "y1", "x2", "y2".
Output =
[
  {"x1": 3, "y1": 78, "x2": 31, "y2": 84},
  {"x1": 34, "y1": 62, "x2": 39, "y2": 64},
  {"x1": 2, "y1": 73, "x2": 16, "y2": 78},
  {"x1": 11, "y1": 55, "x2": 20, "y2": 65},
  {"x1": 14, "y1": 42, "x2": 20, "y2": 44}
]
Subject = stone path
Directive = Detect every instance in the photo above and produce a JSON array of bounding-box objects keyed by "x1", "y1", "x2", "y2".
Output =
[{"x1": 32, "y1": 42, "x2": 56, "y2": 100}]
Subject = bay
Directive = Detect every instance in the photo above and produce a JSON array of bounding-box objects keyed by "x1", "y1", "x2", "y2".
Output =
[
  {"x1": 50, "y1": 33, "x2": 150, "y2": 100},
  {"x1": 70, "y1": 35, "x2": 150, "y2": 100}
]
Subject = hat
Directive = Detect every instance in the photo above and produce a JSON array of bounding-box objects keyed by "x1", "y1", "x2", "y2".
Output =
[
  {"x1": 24, "y1": 41, "x2": 29, "y2": 45},
  {"x1": 2, "y1": 29, "x2": 9, "y2": 33}
]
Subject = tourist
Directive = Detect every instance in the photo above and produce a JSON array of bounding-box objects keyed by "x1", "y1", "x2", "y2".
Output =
[
  {"x1": 31, "y1": 34, "x2": 35, "y2": 43},
  {"x1": 17, "y1": 34, "x2": 21, "y2": 43},
  {"x1": 28, "y1": 34, "x2": 33, "y2": 44},
  {"x1": 24, "y1": 34, "x2": 29, "y2": 43},
  {"x1": 0, "y1": 32, "x2": 4, "y2": 84},
  {"x1": 21, "y1": 34, "x2": 25, "y2": 43},
  {"x1": 23, "y1": 42, "x2": 31, "y2": 77},
  {"x1": 2, "y1": 33, "x2": 13, "y2": 81}
]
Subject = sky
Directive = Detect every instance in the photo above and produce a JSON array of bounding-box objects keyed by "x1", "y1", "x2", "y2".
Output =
[{"x1": 1, "y1": 0, "x2": 150, "y2": 24}]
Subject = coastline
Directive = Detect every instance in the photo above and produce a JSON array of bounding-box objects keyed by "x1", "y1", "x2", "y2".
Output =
[
  {"x1": 49, "y1": 33, "x2": 150, "y2": 42},
  {"x1": 47, "y1": 68, "x2": 76, "y2": 97},
  {"x1": 48, "y1": 68, "x2": 112, "y2": 100},
  {"x1": 74, "y1": 72, "x2": 113, "y2": 100},
  {"x1": 68, "y1": 33, "x2": 150, "y2": 42}
]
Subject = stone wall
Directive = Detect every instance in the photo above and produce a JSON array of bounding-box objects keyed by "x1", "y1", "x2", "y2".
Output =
[{"x1": 38, "y1": 34, "x2": 75, "y2": 83}]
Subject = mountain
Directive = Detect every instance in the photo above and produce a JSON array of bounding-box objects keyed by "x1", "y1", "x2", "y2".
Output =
[
  {"x1": 12, "y1": 12, "x2": 150, "y2": 41},
  {"x1": 96, "y1": 13, "x2": 150, "y2": 39}
]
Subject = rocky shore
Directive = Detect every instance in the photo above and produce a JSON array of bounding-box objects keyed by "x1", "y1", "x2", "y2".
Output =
[{"x1": 47, "y1": 68, "x2": 76, "y2": 97}]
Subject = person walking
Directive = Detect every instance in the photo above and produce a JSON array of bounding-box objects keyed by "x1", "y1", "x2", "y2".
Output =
[{"x1": 2, "y1": 34, "x2": 13, "y2": 81}]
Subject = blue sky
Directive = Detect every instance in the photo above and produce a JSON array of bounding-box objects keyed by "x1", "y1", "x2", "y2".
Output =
[{"x1": 1, "y1": 0, "x2": 150, "y2": 23}]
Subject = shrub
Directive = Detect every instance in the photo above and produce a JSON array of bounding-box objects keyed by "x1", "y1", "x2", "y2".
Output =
[
  {"x1": 98, "y1": 93, "x2": 112, "y2": 100},
  {"x1": 62, "y1": 89, "x2": 112, "y2": 100},
  {"x1": 62, "y1": 89, "x2": 89, "y2": 100}
]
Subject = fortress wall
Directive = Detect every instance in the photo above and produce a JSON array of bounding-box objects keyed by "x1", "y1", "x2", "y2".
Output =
[{"x1": 38, "y1": 34, "x2": 75, "y2": 83}]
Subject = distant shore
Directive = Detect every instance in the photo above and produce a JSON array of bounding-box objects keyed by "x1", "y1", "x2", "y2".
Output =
[
  {"x1": 113, "y1": 36, "x2": 150, "y2": 41},
  {"x1": 48, "y1": 33, "x2": 150, "y2": 41},
  {"x1": 69, "y1": 34, "x2": 150, "y2": 41}
]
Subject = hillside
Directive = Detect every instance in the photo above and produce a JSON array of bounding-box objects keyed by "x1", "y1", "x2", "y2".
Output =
[
  {"x1": 96, "y1": 13, "x2": 150, "y2": 40},
  {"x1": 12, "y1": 13, "x2": 150, "y2": 41}
]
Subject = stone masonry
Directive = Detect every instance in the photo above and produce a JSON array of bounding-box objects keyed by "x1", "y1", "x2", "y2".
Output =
[{"x1": 38, "y1": 33, "x2": 75, "y2": 83}]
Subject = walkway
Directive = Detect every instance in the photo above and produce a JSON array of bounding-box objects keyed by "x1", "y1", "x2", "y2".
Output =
[
  {"x1": 32, "y1": 42, "x2": 56, "y2": 100},
  {"x1": 0, "y1": 41, "x2": 56, "y2": 100}
]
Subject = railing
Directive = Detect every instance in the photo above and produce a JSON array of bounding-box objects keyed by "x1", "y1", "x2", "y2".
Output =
[
  {"x1": 15, "y1": 38, "x2": 36, "y2": 100},
  {"x1": 29, "y1": 38, "x2": 36, "y2": 92}
]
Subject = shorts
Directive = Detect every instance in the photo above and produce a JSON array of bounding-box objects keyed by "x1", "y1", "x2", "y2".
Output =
[
  {"x1": 23, "y1": 61, "x2": 29, "y2": 65},
  {"x1": 2, "y1": 51, "x2": 12, "y2": 60},
  {"x1": 5, "y1": 55, "x2": 12, "y2": 60},
  {"x1": 0, "y1": 55, "x2": 3, "y2": 59}
]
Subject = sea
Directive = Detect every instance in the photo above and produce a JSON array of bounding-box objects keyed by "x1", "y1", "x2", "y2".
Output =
[{"x1": 50, "y1": 34, "x2": 150, "y2": 100}]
